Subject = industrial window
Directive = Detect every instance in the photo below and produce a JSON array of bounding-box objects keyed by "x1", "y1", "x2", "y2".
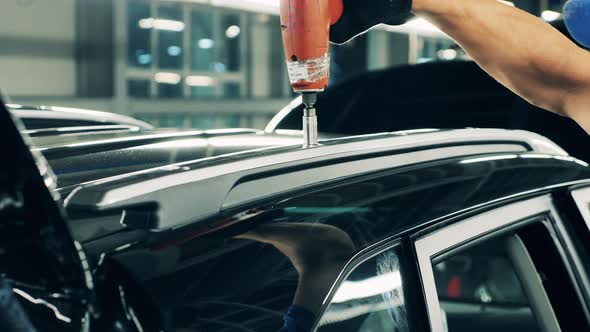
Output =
[{"x1": 126, "y1": 0, "x2": 246, "y2": 99}]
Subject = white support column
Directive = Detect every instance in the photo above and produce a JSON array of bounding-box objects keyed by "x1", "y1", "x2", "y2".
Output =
[
  {"x1": 367, "y1": 30, "x2": 391, "y2": 71},
  {"x1": 249, "y1": 15, "x2": 272, "y2": 98}
]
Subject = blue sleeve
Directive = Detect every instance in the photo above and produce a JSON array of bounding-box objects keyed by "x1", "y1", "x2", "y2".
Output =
[
  {"x1": 0, "y1": 279, "x2": 37, "y2": 332},
  {"x1": 278, "y1": 305, "x2": 316, "y2": 332}
]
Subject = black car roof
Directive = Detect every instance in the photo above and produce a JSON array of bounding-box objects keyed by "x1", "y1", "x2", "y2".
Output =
[
  {"x1": 32, "y1": 128, "x2": 262, "y2": 158},
  {"x1": 8, "y1": 105, "x2": 154, "y2": 130},
  {"x1": 63, "y1": 128, "x2": 579, "y2": 233},
  {"x1": 36, "y1": 129, "x2": 302, "y2": 192}
]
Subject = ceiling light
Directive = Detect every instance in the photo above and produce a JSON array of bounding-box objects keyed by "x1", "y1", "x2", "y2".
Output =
[
  {"x1": 155, "y1": 72, "x2": 182, "y2": 85},
  {"x1": 211, "y1": 0, "x2": 279, "y2": 14},
  {"x1": 225, "y1": 25, "x2": 241, "y2": 39},
  {"x1": 138, "y1": 18, "x2": 185, "y2": 32},
  {"x1": 167, "y1": 46, "x2": 182, "y2": 56},
  {"x1": 438, "y1": 49, "x2": 458, "y2": 60},
  {"x1": 186, "y1": 75, "x2": 215, "y2": 87},
  {"x1": 137, "y1": 53, "x2": 152, "y2": 65},
  {"x1": 198, "y1": 38, "x2": 215, "y2": 49},
  {"x1": 541, "y1": 10, "x2": 561, "y2": 22},
  {"x1": 497, "y1": 0, "x2": 515, "y2": 6}
]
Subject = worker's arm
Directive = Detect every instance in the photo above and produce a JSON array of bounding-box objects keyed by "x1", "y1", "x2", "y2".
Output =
[{"x1": 412, "y1": 0, "x2": 590, "y2": 131}]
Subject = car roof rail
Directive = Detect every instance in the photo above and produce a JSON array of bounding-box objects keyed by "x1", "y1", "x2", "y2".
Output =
[
  {"x1": 63, "y1": 128, "x2": 568, "y2": 231},
  {"x1": 34, "y1": 129, "x2": 262, "y2": 159}
]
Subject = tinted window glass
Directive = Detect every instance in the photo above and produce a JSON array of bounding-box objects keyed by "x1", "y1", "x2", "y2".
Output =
[
  {"x1": 433, "y1": 242, "x2": 527, "y2": 306},
  {"x1": 318, "y1": 248, "x2": 409, "y2": 332},
  {"x1": 114, "y1": 222, "x2": 358, "y2": 331},
  {"x1": 157, "y1": 4, "x2": 184, "y2": 70},
  {"x1": 128, "y1": 0, "x2": 152, "y2": 68},
  {"x1": 223, "y1": 81, "x2": 241, "y2": 99},
  {"x1": 220, "y1": 14, "x2": 241, "y2": 72},
  {"x1": 190, "y1": 85, "x2": 216, "y2": 99},
  {"x1": 433, "y1": 236, "x2": 537, "y2": 332},
  {"x1": 431, "y1": 220, "x2": 589, "y2": 332},
  {"x1": 157, "y1": 82, "x2": 183, "y2": 98},
  {"x1": 128, "y1": 79, "x2": 151, "y2": 98},
  {"x1": 191, "y1": 10, "x2": 214, "y2": 71}
]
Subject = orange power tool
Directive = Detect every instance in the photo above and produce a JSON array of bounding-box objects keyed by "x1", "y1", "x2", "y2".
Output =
[{"x1": 280, "y1": 0, "x2": 343, "y2": 147}]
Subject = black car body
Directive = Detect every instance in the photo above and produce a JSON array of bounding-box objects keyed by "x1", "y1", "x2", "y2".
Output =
[{"x1": 2, "y1": 94, "x2": 590, "y2": 332}]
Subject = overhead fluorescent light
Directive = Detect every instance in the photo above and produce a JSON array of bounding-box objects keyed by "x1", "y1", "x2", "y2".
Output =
[
  {"x1": 198, "y1": 38, "x2": 215, "y2": 49},
  {"x1": 211, "y1": 0, "x2": 279, "y2": 14},
  {"x1": 139, "y1": 18, "x2": 185, "y2": 32},
  {"x1": 377, "y1": 18, "x2": 450, "y2": 39},
  {"x1": 186, "y1": 75, "x2": 215, "y2": 86},
  {"x1": 541, "y1": 10, "x2": 561, "y2": 22},
  {"x1": 225, "y1": 25, "x2": 241, "y2": 39},
  {"x1": 155, "y1": 72, "x2": 182, "y2": 84},
  {"x1": 497, "y1": 0, "x2": 515, "y2": 6},
  {"x1": 437, "y1": 49, "x2": 458, "y2": 60},
  {"x1": 167, "y1": 46, "x2": 182, "y2": 56}
]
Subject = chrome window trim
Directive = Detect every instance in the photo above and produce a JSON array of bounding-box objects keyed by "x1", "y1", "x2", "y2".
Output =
[
  {"x1": 571, "y1": 186, "x2": 590, "y2": 231},
  {"x1": 547, "y1": 202, "x2": 590, "y2": 321},
  {"x1": 565, "y1": 186, "x2": 590, "y2": 309},
  {"x1": 414, "y1": 196, "x2": 554, "y2": 332}
]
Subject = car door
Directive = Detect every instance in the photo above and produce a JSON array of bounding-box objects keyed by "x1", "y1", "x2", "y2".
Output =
[{"x1": 415, "y1": 196, "x2": 590, "y2": 332}]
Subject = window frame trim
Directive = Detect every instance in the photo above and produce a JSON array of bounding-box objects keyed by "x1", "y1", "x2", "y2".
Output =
[
  {"x1": 414, "y1": 195, "x2": 556, "y2": 332},
  {"x1": 571, "y1": 186, "x2": 590, "y2": 231},
  {"x1": 563, "y1": 186, "x2": 590, "y2": 311}
]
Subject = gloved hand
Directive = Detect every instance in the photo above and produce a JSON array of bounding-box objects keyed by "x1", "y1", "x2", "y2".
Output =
[{"x1": 330, "y1": 0, "x2": 414, "y2": 44}]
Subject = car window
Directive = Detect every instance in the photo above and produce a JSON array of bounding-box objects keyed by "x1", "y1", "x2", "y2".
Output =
[
  {"x1": 114, "y1": 222, "x2": 357, "y2": 332},
  {"x1": 415, "y1": 197, "x2": 590, "y2": 332},
  {"x1": 317, "y1": 248, "x2": 409, "y2": 332},
  {"x1": 433, "y1": 241, "x2": 527, "y2": 306},
  {"x1": 433, "y1": 235, "x2": 538, "y2": 332}
]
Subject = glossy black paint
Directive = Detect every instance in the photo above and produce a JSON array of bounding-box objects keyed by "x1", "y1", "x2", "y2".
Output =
[
  {"x1": 35, "y1": 129, "x2": 262, "y2": 159},
  {"x1": 91, "y1": 154, "x2": 590, "y2": 331},
  {"x1": 0, "y1": 100, "x2": 93, "y2": 331},
  {"x1": 7, "y1": 103, "x2": 590, "y2": 331},
  {"x1": 37, "y1": 132, "x2": 300, "y2": 193}
]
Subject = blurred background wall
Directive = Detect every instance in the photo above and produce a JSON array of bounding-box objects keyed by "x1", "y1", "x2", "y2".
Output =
[{"x1": 0, "y1": 0, "x2": 566, "y2": 129}]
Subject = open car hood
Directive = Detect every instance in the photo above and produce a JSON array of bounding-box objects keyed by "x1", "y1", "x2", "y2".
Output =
[{"x1": 0, "y1": 97, "x2": 94, "y2": 331}]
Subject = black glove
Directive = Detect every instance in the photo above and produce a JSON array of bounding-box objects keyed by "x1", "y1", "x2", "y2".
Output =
[{"x1": 330, "y1": 0, "x2": 414, "y2": 45}]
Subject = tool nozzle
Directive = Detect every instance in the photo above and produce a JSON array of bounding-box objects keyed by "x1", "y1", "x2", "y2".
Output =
[
  {"x1": 302, "y1": 92, "x2": 317, "y2": 109},
  {"x1": 301, "y1": 92, "x2": 319, "y2": 148}
]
